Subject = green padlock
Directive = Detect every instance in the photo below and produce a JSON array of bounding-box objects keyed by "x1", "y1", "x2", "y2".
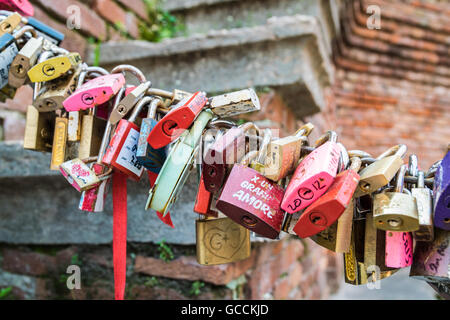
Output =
[{"x1": 145, "y1": 110, "x2": 214, "y2": 216}]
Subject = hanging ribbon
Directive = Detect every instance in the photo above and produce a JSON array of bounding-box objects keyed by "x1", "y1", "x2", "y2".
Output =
[{"x1": 113, "y1": 171, "x2": 127, "y2": 300}]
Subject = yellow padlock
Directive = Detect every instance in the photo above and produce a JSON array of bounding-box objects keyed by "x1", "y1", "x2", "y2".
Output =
[{"x1": 27, "y1": 52, "x2": 82, "y2": 83}]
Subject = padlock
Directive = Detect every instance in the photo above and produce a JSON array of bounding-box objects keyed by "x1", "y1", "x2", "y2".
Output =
[
  {"x1": 102, "y1": 94, "x2": 149, "y2": 181},
  {"x1": 410, "y1": 229, "x2": 449, "y2": 283},
  {"x1": 385, "y1": 230, "x2": 413, "y2": 268},
  {"x1": 0, "y1": 27, "x2": 24, "y2": 92},
  {"x1": 136, "y1": 97, "x2": 168, "y2": 173},
  {"x1": 216, "y1": 134, "x2": 285, "y2": 240},
  {"x1": 310, "y1": 222, "x2": 338, "y2": 251},
  {"x1": 145, "y1": 110, "x2": 214, "y2": 216},
  {"x1": 355, "y1": 144, "x2": 407, "y2": 197},
  {"x1": 373, "y1": 164, "x2": 420, "y2": 232},
  {"x1": 147, "y1": 87, "x2": 192, "y2": 106},
  {"x1": 63, "y1": 72, "x2": 125, "y2": 112},
  {"x1": 0, "y1": 12, "x2": 22, "y2": 36},
  {"x1": 147, "y1": 171, "x2": 174, "y2": 228},
  {"x1": 262, "y1": 123, "x2": 314, "y2": 182},
  {"x1": 249, "y1": 129, "x2": 273, "y2": 173},
  {"x1": 335, "y1": 198, "x2": 355, "y2": 253},
  {"x1": 208, "y1": 88, "x2": 261, "y2": 118},
  {"x1": 343, "y1": 217, "x2": 367, "y2": 285},
  {"x1": 411, "y1": 170, "x2": 434, "y2": 241},
  {"x1": 196, "y1": 215, "x2": 251, "y2": 266},
  {"x1": 292, "y1": 157, "x2": 362, "y2": 238},
  {"x1": 59, "y1": 157, "x2": 111, "y2": 192},
  {"x1": 0, "y1": 1, "x2": 34, "y2": 16},
  {"x1": 23, "y1": 17, "x2": 64, "y2": 45},
  {"x1": 433, "y1": 151, "x2": 450, "y2": 230},
  {"x1": 50, "y1": 112, "x2": 68, "y2": 170},
  {"x1": 108, "y1": 65, "x2": 151, "y2": 125},
  {"x1": 147, "y1": 91, "x2": 208, "y2": 149},
  {"x1": 27, "y1": 51, "x2": 81, "y2": 83},
  {"x1": 202, "y1": 122, "x2": 259, "y2": 194},
  {"x1": 78, "y1": 107, "x2": 107, "y2": 159},
  {"x1": 33, "y1": 64, "x2": 82, "y2": 112},
  {"x1": 23, "y1": 104, "x2": 54, "y2": 152},
  {"x1": 281, "y1": 131, "x2": 341, "y2": 214},
  {"x1": 67, "y1": 110, "x2": 81, "y2": 142},
  {"x1": 8, "y1": 35, "x2": 42, "y2": 88}
]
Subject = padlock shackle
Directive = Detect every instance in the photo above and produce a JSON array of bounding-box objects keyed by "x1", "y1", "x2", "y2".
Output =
[
  {"x1": 338, "y1": 142, "x2": 349, "y2": 172},
  {"x1": 13, "y1": 26, "x2": 37, "y2": 39},
  {"x1": 376, "y1": 144, "x2": 407, "y2": 160},
  {"x1": 256, "y1": 129, "x2": 272, "y2": 164},
  {"x1": 111, "y1": 64, "x2": 146, "y2": 83},
  {"x1": 395, "y1": 164, "x2": 407, "y2": 193},
  {"x1": 207, "y1": 119, "x2": 235, "y2": 130},
  {"x1": 146, "y1": 88, "x2": 173, "y2": 99},
  {"x1": 241, "y1": 150, "x2": 258, "y2": 166},
  {"x1": 315, "y1": 130, "x2": 337, "y2": 147},
  {"x1": 426, "y1": 160, "x2": 441, "y2": 178},
  {"x1": 348, "y1": 150, "x2": 372, "y2": 159},
  {"x1": 417, "y1": 171, "x2": 425, "y2": 188},
  {"x1": 295, "y1": 123, "x2": 314, "y2": 138},
  {"x1": 349, "y1": 157, "x2": 362, "y2": 173},
  {"x1": 50, "y1": 46, "x2": 69, "y2": 56},
  {"x1": 148, "y1": 97, "x2": 163, "y2": 119},
  {"x1": 408, "y1": 154, "x2": 419, "y2": 177},
  {"x1": 128, "y1": 96, "x2": 151, "y2": 123}
]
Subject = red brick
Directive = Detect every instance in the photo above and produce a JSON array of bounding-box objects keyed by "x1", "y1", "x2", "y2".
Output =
[
  {"x1": 129, "y1": 285, "x2": 187, "y2": 300},
  {"x1": 94, "y1": 0, "x2": 138, "y2": 38},
  {"x1": 117, "y1": 0, "x2": 148, "y2": 21},
  {"x1": 2, "y1": 248, "x2": 57, "y2": 276}
]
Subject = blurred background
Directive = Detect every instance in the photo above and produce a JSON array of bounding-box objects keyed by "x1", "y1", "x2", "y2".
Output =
[{"x1": 0, "y1": 0, "x2": 448, "y2": 299}]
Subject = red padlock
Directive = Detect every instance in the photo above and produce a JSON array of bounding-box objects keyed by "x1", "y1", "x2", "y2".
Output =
[
  {"x1": 293, "y1": 157, "x2": 361, "y2": 238},
  {"x1": 147, "y1": 92, "x2": 207, "y2": 149},
  {"x1": 202, "y1": 122, "x2": 259, "y2": 194},
  {"x1": 216, "y1": 133, "x2": 285, "y2": 239},
  {"x1": 0, "y1": 0, "x2": 34, "y2": 16},
  {"x1": 194, "y1": 173, "x2": 218, "y2": 217}
]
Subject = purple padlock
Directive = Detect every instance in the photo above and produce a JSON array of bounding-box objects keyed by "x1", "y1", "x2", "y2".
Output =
[{"x1": 434, "y1": 151, "x2": 450, "y2": 230}]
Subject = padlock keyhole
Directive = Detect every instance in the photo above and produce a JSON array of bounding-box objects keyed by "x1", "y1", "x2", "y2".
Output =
[
  {"x1": 208, "y1": 168, "x2": 216, "y2": 177},
  {"x1": 162, "y1": 120, "x2": 178, "y2": 136},
  {"x1": 444, "y1": 218, "x2": 450, "y2": 224},
  {"x1": 241, "y1": 215, "x2": 257, "y2": 228}
]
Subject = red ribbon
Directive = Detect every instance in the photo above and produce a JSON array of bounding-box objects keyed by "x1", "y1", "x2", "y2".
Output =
[{"x1": 113, "y1": 171, "x2": 127, "y2": 300}]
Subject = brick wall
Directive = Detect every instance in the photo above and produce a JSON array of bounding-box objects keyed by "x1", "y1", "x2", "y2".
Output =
[{"x1": 333, "y1": 0, "x2": 450, "y2": 168}]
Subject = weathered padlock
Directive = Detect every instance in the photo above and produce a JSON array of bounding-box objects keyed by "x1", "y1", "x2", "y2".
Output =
[
  {"x1": 0, "y1": 27, "x2": 23, "y2": 91},
  {"x1": 33, "y1": 64, "x2": 82, "y2": 112},
  {"x1": 136, "y1": 97, "x2": 168, "y2": 173},
  {"x1": 23, "y1": 104, "x2": 54, "y2": 152},
  {"x1": 108, "y1": 65, "x2": 151, "y2": 125},
  {"x1": 410, "y1": 229, "x2": 449, "y2": 283},
  {"x1": 373, "y1": 164, "x2": 420, "y2": 232},
  {"x1": 208, "y1": 88, "x2": 261, "y2": 118},
  {"x1": 63, "y1": 73, "x2": 125, "y2": 112},
  {"x1": 355, "y1": 144, "x2": 407, "y2": 197},
  {"x1": 202, "y1": 122, "x2": 259, "y2": 194},
  {"x1": 292, "y1": 157, "x2": 361, "y2": 238},
  {"x1": 147, "y1": 91, "x2": 208, "y2": 149},
  {"x1": 59, "y1": 157, "x2": 111, "y2": 192},
  {"x1": 67, "y1": 110, "x2": 81, "y2": 142},
  {"x1": 23, "y1": 16, "x2": 64, "y2": 45},
  {"x1": 310, "y1": 222, "x2": 338, "y2": 251},
  {"x1": 281, "y1": 131, "x2": 341, "y2": 214},
  {"x1": 0, "y1": 1, "x2": 34, "y2": 16},
  {"x1": 385, "y1": 230, "x2": 413, "y2": 268},
  {"x1": 50, "y1": 112, "x2": 68, "y2": 170},
  {"x1": 145, "y1": 110, "x2": 214, "y2": 216},
  {"x1": 102, "y1": 94, "x2": 148, "y2": 181},
  {"x1": 262, "y1": 123, "x2": 314, "y2": 182},
  {"x1": 196, "y1": 215, "x2": 251, "y2": 266},
  {"x1": 411, "y1": 170, "x2": 434, "y2": 241},
  {"x1": 147, "y1": 87, "x2": 193, "y2": 107},
  {"x1": 216, "y1": 134, "x2": 285, "y2": 240},
  {"x1": 78, "y1": 107, "x2": 107, "y2": 159},
  {"x1": 343, "y1": 217, "x2": 367, "y2": 285},
  {"x1": 9, "y1": 35, "x2": 42, "y2": 88},
  {"x1": 335, "y1": 198, "x2": 355, "y2": 253},
  {"x1": 0, "y1": 12, "x2": 22, "y2": 36},
  {"x1": 27, "y1": 51, "x2": 81, "y2": 82},
  {"x1": 434, "y1": 151, "x2": 450, "y2": 230}
]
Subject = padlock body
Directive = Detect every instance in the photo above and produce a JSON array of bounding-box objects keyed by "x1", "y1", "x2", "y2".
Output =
[
  {"x1": 50, "y1": 116, "x2": 68, "y2": 170},
  {"x1": 263, "y1": 136, "x2": 302, "y2": 181},
  {"x1": 102, "y1": 119, "x2": 144, "y2": 181},
  {"x1": 355, "y1": 155, "x2": 403, "y2": 197},
  {"x1": 9, "y1": 37, "x2": 42, "y2": 88},
  {"x1": 196, "y1": 217, "x2": 251, "y2": 265},
  {"x1": 216, "y1": 165, "x2": 285, "y2": 239},
  {"x1": 68, "y1": 111, "x2": 81, "y2": 142},
  {"x1": 79, "y1": 163, "x2": 110, "y2": 212},
  {"x1": 209, "y1": 89, "x2": 260, "y2": 118},
  {"x1": 23, "y1": 105, "x2": 54, "y2": 152},
  {"x1": 344, "y1": 218, "x2": 367, "y2": 285},
  {"x1": 78, "y1": 113, "x2": 106, "y2": 159},
  {"x1": 0, "y1": 12, "x2": 22, "y2": 35},
  {"x1": 203, "y1": 127, "x2": 247, "y2": 194},
  {"x1": 148, "y1": 92, "x2": 207, "y2": 149},
  {"x1": 0, "y1": 34, "x2": 18, "y2": 90},
  {"x1": 434, "y1": 151, "x2": 450, "y2": 230},
  {"x1": 194, "y1": 174, "x2": 217, "y2": 217},
  {"x1": 136, "y1": 117, "x2": 167, "y2": 174},
  {"x1": 385, "y1": 231, "x2": 413, "y2": 268},
  {"x1": 28, "y1": 53, "x2": 81, "y2": 82},
  {"x1": 373, "y1": 192, "x2": 419, "y2": 232},
  {"x1": 335, "y1": 198, "x2": 355, "y2": 253},
  {"x1": 310, "y1": 222, "x2": 338, "y2": 251},
  {"x1": 293, "y1": 169, "x2": 359, "y2": 238},
  {"x1": 0, "y1": 0, "x2": 34, "y2": 16},
  {"x1": 281, "y1": 141, "x2": 340, "y2": 214},
  {"x1": 409, "y1": 229, "x2": 449, "y2": 283},
  {"x1": 59, "y1": 158, "x2": 100, "y2": 192},
  {"x1": 63, "y1": 74, "x2": 125, "y2": 112},
  {"x1": 412, "y1": 187, "x2": 434, "y2": 241}
]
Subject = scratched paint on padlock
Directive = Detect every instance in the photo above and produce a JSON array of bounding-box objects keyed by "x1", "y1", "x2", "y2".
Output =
[
  {"x1": 116, "y1": 128, "x2": 144, "y2": 177},
  {"x1": 0, "y1": 43, "x2": 18, "y2": 89},
  {"x1": 202, "y1": 220, "x2": 247, "y2": 259},
  {"x1": 385, "y1": 231, "x2": 413, "y2": 268}
]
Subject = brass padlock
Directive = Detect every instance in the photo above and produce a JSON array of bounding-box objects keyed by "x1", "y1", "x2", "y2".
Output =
[
  {"x1": 343, "y1": 217, "x2": 366, "y2": 285},
  {"x1": 196, "y1": 215, "x2": 251, "y2": 266},
  {"x1": 310, "y1": 222, "x2": 338, "y2": 252},
  {"x1": 0, "y1": 12, "x2": 22, "y2": 36},
  {"x1": 50, "y1": 113, "x2": 68, "y2": 170},
  {"x1": 9, "y1": 36, "x2": 43, "y2": 88},
  {"x1": 411, "y1": 170, "x2": 434, "y2": 242},
  {"x1": 67, "y1": 111, "x2": 82, "y2": 142},
  {"x1": 355, "y1": 144, "x2": 407, "y2": 197},
  {"x1": 78, "y1": 107, "x2": 107, "y2": 159},
  {"x1": 373, "y1": 164, "x2": 420, "y2": 232},
  {"x1": 335, "y1": 198, "x2": 355, "y2": 253},
  {"x1": 23, "y1": 104, "x2": 54, "y2": 152}
]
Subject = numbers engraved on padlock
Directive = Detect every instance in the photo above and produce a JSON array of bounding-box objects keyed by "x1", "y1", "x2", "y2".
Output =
[
  {"x1": 115, "y1": 128, "x2": 144, "y2": 177},
  {"x1": 287, "y1": 178, "x2": 328, "y2": 212},
  {"x1": 203, "y1": 222, "x2": 246, "y2": 259}
]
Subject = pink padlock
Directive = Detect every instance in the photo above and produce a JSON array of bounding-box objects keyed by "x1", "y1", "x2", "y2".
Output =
[
  {"x1": 281, "y1": 131, "x2": 341, "y2": 214},
  {"x1": 385, "y1": 231, "x2": 413, "y2": 268},
  {"x1": 63, "y1": 72, "x2": 125, "y2": 112}
]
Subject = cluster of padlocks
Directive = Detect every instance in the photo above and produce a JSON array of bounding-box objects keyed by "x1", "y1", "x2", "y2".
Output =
[{"x1": 1, "y1": 7, "x2": 449, "y2": 294}]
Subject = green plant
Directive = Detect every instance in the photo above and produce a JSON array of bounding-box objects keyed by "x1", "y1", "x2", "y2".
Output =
[
  {"x1": 279, "y1": 272, "x2": 288, "y2": 279},
  {"x1": 71, "y1": 254, "x2": 81, "y2": 266},
  {"x1": 88, "y1": 37, "x2": 101, "y2": 67},
  {"x1": 0, "y1": 287, "x2": 12, "y2": 300},
  {"x1": 157, "y1": 239, "x2": 174, "y2": 262},
  {"x1": 139, "y1": 0, "x2": 183, "y2": 42},
  {"x1": 145, "y1": 277, "x2": 159, "y2": 287},
  {"x1": 189, "y1": 281, "x2": 205, "y2": 296}
]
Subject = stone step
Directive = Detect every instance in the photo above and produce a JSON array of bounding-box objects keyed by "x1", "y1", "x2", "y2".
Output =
[{"x1": 88, "y1": 15, "x2": 334, "y2": 118}]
